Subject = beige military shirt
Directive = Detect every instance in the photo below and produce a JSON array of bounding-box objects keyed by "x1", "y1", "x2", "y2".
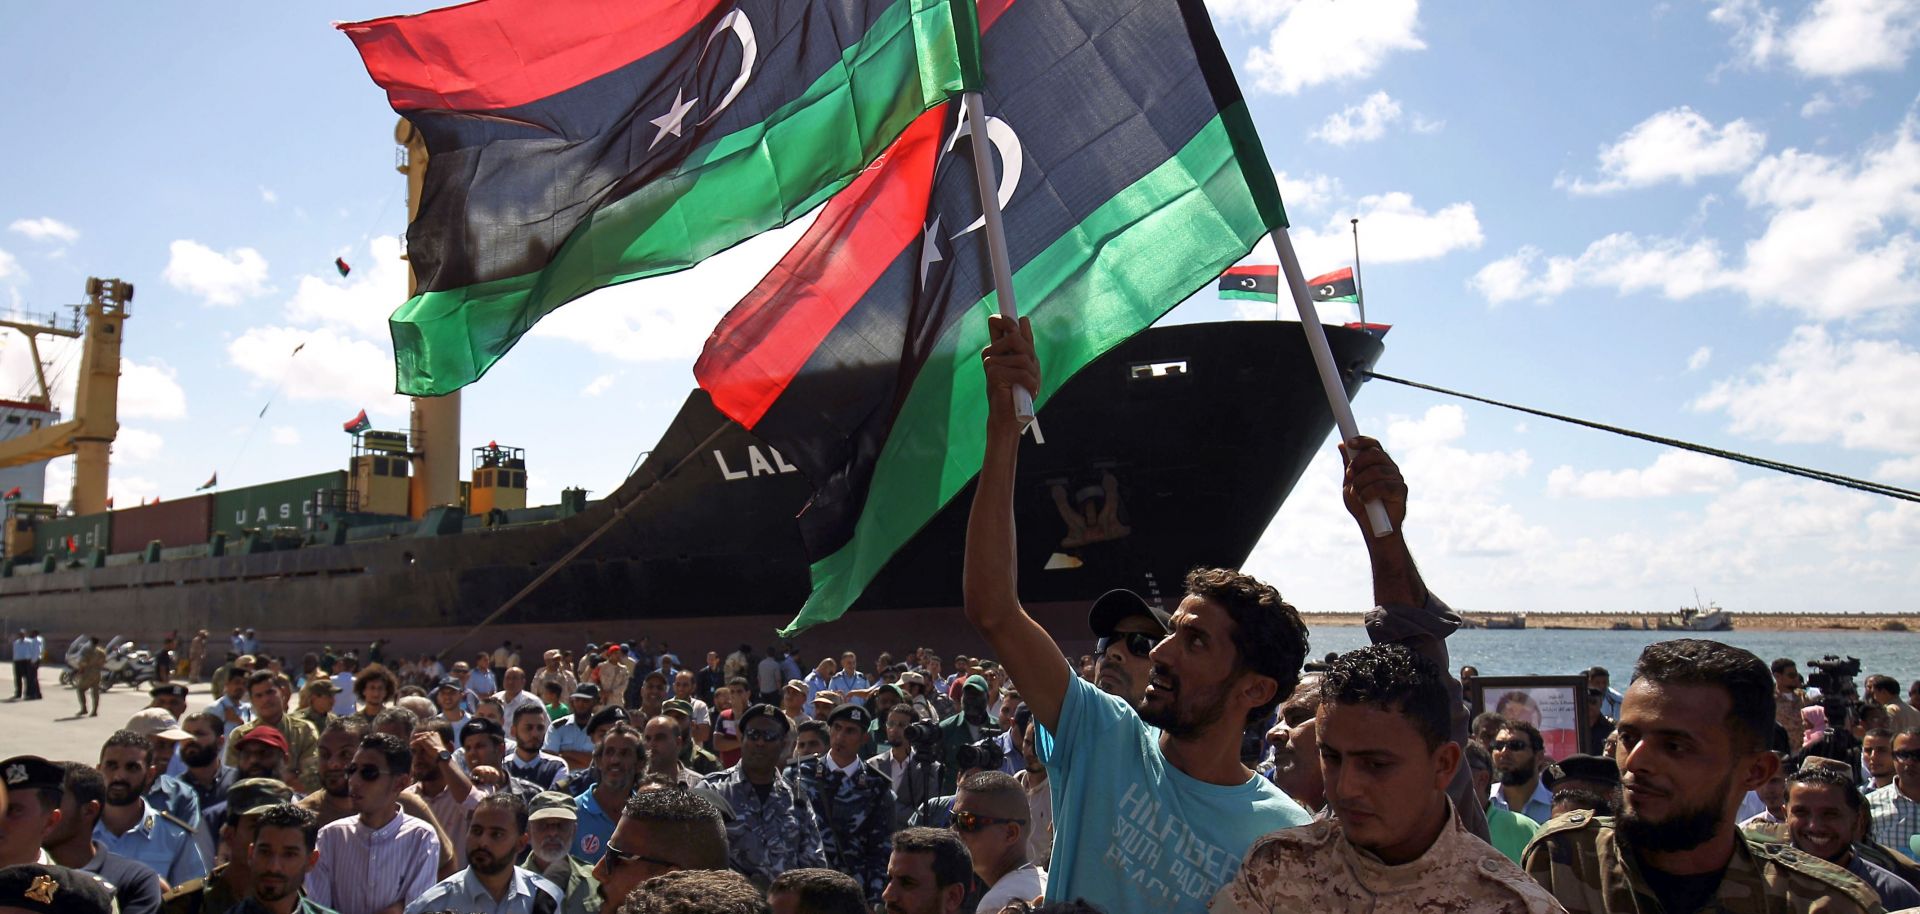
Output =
[
  {"x1": 1522, "y1": 810, "x2": 1885, "y2": 914},
  {"x1": 1211, "y1": 802, "x2": 1566, "y2": 913},
  {"x1": 223, "y1": 714, "x2": 322, "y2": 793}
]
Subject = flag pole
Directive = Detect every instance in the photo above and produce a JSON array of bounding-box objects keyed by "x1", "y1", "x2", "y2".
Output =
[
  {"x1": 1350, "y1": 217, "x2": 1366, "y2": 328},
  {"x1": 962, "y1": 91, "x2": 1036, "y2": 430},
  {"x1": 1272, "y1": 225, "x2": 1394, "y2": 537}
]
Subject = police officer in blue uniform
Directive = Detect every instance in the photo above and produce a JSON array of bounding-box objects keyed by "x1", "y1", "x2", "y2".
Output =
[{"x1": 95, "y1": 730, "x2": 208, "y2": 887}]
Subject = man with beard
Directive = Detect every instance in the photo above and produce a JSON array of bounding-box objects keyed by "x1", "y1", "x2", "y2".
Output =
[
  {"x1": 590, "y1": 788, "x2": 729, "y2": 911},
  {"x1": 1261, "y1": 672, "x2": 1326, "y2": 815},
  {"x1": 227, "y1": 673, "x2": 321, "y2": 794},
  {"x1": 233, "y1": 728, "x2": 292, "y2": 786},
  {"x1": 124, "y1": 710, "x2": 203, "y2": 829},
  {"x1": 879, "y1": 827, "x2": 969, "y2": 914},
  {"x1": 149, "y1": 683, "x2": 190, "y2": 721},
  {"x1": 239, "y1": 803, "x2": 332, "y2": 914},
  {"x1": 95, "y1": 730, "x2": 208, "y2": 887},
  {"x1": 405, "y1": 794, "x2": 560, "y2": 914},
  {"x1": 1465, "y1": 743, "x2": 1541, "y2": 864},
  {"x1": 1087, "y1": 589, "x2": 1170, "y2": 711},
  {"x1": 1785, "y1": 763, "x2": 1920, "y2": 909},
  {"x1": 159, "y1": 778, "x2": 297, "y2": 914},
  {"x1": 659, "y1": 700, "x2": 722, "y2": 776},
  {"x1": 1210, "y1": 645, "x2": 1560, "y2": 914},
  {"x1": 701, "y1": 705, "x2": 825, "y2": 888},
  {"x1": 505, "y1": 706, "x2": 567, "y2": 791},
  {"x1": 304, "y1": 733, "x2": 440, "y2": 914},
  {"x1": 1523, "y1": 639, "x2": 1882, "y2": 914},
  {"x1": 544, "y1": 685, "x2": 601, "y2": 772},
  {"x1": 43, "y1": 762, "x2": 164, "y2": 914},
  {"x1": 405, "y1": 720, "x2": 481, "y2": 862},
  {"x1": 1867, "y1": 727, "x2": 1920, "y2": 851},
  {"x1": 572, "y1": 723, "x2": 643, "y2": 861},
  {"x1": 521, "y1": 791, "x2": 599, "y2": 914},
  {"x1": 461, "y1": 717, "x2": 542, "y2": 806},
  {"x1": 1491, "y1": 721, "x2": 1554, "y2": 824},
  {"x1": 294, "y1": 720, "x2": 455, "y2": 879},
  {"x1": 176, "y1": 712, "x2": 236, "y2": 816}
]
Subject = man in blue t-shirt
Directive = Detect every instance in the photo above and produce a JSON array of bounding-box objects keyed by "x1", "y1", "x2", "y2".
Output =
[{"x1": 964, "y1": 317, "x2": 1316, "y2": 914}]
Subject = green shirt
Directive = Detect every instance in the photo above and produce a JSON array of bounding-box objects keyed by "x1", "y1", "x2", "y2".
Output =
[{"x1": 1487, "y1": 804, "x2": 1540, "y2": 864}]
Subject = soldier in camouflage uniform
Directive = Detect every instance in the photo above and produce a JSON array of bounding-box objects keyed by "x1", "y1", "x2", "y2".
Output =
[
  {"x1": 1212, "y1": 645, "x2": 1564, "y2": 914},
  {"x1": 1522, "y1": 639, "x2": 1884, "y2": 914},
  {"x1": 786, "y1": 703, "x2": 895, "y2": 905},
  {"x1": 701, "y1": 704, "x2": 826, "y2": 888}
]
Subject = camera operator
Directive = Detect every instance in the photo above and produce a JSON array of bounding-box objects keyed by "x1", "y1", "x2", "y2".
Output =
[
  {"x1": 936, "y1": 675, "x2": 996, "y2": 792},
  {"x1": 1802, "y1": 656, "x2": 1865, "y2": 770},
  {"x1": 908, "y1": 735, "x2": 1005, "y2": 828}
]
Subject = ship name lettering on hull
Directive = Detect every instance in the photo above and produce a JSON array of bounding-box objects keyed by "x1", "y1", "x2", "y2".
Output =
[{"x1": 713, "y1": 446, "x2": 798, "y2": 481}]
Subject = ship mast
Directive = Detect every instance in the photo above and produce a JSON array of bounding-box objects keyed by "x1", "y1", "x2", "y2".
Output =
[
  {"x1": 0, "y1": 277, "x2": 130, "y2": 514},
  {"x1": 396, "y1": 120, "x2": 461, "y2": 517}
]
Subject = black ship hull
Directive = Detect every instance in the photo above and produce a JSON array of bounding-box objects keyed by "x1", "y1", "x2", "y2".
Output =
[{"x1": 0, "y1": 321, "x2": 1384, "y2": 657}]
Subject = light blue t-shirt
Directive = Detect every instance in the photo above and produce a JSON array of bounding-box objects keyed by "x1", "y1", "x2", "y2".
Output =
[{"x1": 1037, "y1": 676, "x2": 1308, "y2": 914}]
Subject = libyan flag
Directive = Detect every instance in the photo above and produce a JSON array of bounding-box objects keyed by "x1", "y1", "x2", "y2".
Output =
[
  {"x1": 1218, "y1": 264, "x2": 1279, "y2": 302},
  {"x1": 696, "y1": 0, "x2": 1286, "y2": 635},
  {"x1": 341, "y1": 0, "x2": 982, "y2": 397},
  {"x1": 1309, "y1": 266, "x2": 1358, "y2": 303}
]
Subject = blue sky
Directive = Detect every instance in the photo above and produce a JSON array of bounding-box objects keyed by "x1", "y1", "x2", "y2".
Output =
[{"x1": 2, "y1": 0, "x2": 1918, "y2": 619}]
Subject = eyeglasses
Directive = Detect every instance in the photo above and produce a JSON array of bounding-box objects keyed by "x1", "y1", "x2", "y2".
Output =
[
  {"x1": 743, "y1": 729, "x2": 785, "y2": 743},
  {"x1": 1490, "y1": 740, "x2": 1532, "y2": 753},
  {"x1": 350, "y1": 764, "x2": 390, "y2": 781},
  {"x1": 602, "y1": 842, "x2": 682, "y2": 870},
  {"x1": 951, "y1": 811, "x2": 1027, "y2": 833},
  {"x1": 1096, "y1": 632, "x2": 1156, "y2": 659},
  {"x1": 1894, "y1": 750, "x2": 1920, "y2": 763}
]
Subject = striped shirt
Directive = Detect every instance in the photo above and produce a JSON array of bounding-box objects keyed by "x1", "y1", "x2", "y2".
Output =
[
  {"x1": 305, "y1": 806, "x2": 440, "y2": 914},
  {"x1": 1868, "y1": 782, "x2": 1920, "y2": 850}
]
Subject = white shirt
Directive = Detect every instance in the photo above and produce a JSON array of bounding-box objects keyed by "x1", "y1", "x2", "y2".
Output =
[
  {"x1": 306, "y1": 807, "x2": 441, "y2": 914},
  {"x1": 404, "y1": 866, "x2": 560, "y2": 914},
  {"x1": 495, "y1": 689, "x2": 545, "y2": 723},
  {"x1": 978, "y1": 863, "x2": 1047, "y2": 912}
]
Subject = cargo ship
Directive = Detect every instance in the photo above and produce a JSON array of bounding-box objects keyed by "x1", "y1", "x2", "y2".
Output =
[{"x1": 0, "y1": 290, "x2": 1385, "y2": 656}]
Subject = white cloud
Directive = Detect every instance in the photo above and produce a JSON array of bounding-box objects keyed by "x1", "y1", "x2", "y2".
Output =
[
  {"x1": 120, "y1": 358, "x2": 188, "y2": 420},
  {"x1": 1876, "y1": 455, "x2": 1920, "y2": 479},
  {"x1": 1244, "y1": 0, "x2": 1426, "y2": 96},
  {"x1": 271, "y1": 426, "x2": 301, "y2": 446},
  {"x1": 1275, "y1": 171, "x2": 1342, "y2": 213},
  {"x1": 1687, "y1": 346, "x2": 1714, "y2": 371},
  {"x1": 1802, "y1": 85, "x2": 1871, "y2": 118},
  {"x1": 531, "y1": 214, "x2": 816, "y2": 363},
  {"x1": 109, "y1": 475, "x2": 161, "y2": 508},
  {"x1": 1256, "y1": 191, "x2": 1482, "y2": 273},
  {"x1": 1313, "y1": 92, "x2": 1403, "y2": 145},
  {"x1": 260, "y1": 186, "x2": 278, "y2": 205},
  {"x1": 1410, "y1": 115, "x2": 1445, "y2": 134},
  {"x1": 1474, "y1": 114, "x2": 1920, "y2": 319},
  {"x1": 163, "y1": 239, "x2": 270, "y2": 306},
  {"x1": 1694, "y1": 325, "x2": 1920, "y2": 454},
  {"x1": 0, "y1": 248, "x2": 19, "y2": 280},
  {"x1": 1559, "y1": 107, "x2": 1767, "y2": 195},
  {"x1": 1547, "y1": 451, "x2": 1739, "y2": 498},
  {"x1": 282, "y1": 234, "x2": 408, "y2": 339},
  {"x1": 581, "y1": 373, "x2": 617, "y2": 397},
  {"x1": 114, "y1": 428, "x2": 165, "y2": 465},
  {"x1": 9, "y1": 217, "x2": 78, "y2": 245},
  {"x1": 1710, "y1": 0, "x2": 1920, "y2": 76},
  {"x1": 228, "y1": 326, "x2": 410, "y2": 417}
]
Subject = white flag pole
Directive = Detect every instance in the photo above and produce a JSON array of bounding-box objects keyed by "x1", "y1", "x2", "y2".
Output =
[
  {"x1": 1271, "y1": 225, "x2": 1394, "y2": 537},
  {"x1": 962, "y1": 91, "x2": 1036, "y2": 430}
]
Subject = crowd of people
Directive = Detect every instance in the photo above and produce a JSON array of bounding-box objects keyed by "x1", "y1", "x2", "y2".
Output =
[{"x1": 3, "y1": 315, "x2": 1920, "y2": 914}]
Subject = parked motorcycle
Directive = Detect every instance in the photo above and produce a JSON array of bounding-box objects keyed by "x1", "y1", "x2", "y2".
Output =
[{"x1": 58, "y1": 635, "x2": 156, "y2": 689}]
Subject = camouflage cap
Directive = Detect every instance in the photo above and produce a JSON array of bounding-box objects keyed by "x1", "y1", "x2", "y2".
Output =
[{"x1": 229, "y1": 777, "x2": 296, "y2": 817}]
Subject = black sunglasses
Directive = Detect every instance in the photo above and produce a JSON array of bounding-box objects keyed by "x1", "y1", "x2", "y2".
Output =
[
  {"x1": 1894, "y1": 749, "x2": 1920, "y2": 763},
  {"x1": 350, "y1": 764, "x2": 390, "y2": 781},
  {"x1": 1096, "y1": 632, "x2": 1156, "y2": 659},
  {"x1": 951, "y1": 811, "x2": 1027, "y2": 833},
  {"x1": 603, "y1": 842, "x2": 682, "y2": 870},
  {"x1": 1490, "y1": 740, "x2": 1532, "y2": 753},
  {"x1": 743, "y1": 728, "x2": 785, "y2": 743}
]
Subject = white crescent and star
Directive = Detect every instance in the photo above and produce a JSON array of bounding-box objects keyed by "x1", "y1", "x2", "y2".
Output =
[
  {"x1": 1318, "y1": 284, "x2": 1335, "y2": 297},
  {"x1": 1240, "y1": 278, "x2": 1257, "y2": 289},
  {"x1": 920, "y1": 99, "x2": 1027, "y2": 290},
  {"x1": 649, "y1": 9, "x2": 760, "y2": 150}
]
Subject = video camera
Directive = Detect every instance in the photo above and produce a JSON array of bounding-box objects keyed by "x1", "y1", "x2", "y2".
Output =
[
  {"x1": 1805, "y1": 655, "x2": 1861, "y2": 697},
  {"x1": 905, "y1": 719, "x2": 943, "y2": 750},
  {"x1": 956, "y1": 735, "x2": 1005, "y2": 772}
]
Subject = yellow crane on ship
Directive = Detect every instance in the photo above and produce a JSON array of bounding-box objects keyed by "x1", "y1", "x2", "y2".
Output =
[{"x1": 0, "y1": 276, "x2": 130, "y2": 515}]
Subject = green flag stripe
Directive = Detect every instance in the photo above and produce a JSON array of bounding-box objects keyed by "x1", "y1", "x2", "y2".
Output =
[
  {"x1": 1220, "y1": 290, "x2": 1277, "y2": 302},
  {"x1": 782, "y1": 104, "x2": 1277, "y2": 635},
  {"x1": 388, "y1": 0, "x2": 977, "y2": 397}
]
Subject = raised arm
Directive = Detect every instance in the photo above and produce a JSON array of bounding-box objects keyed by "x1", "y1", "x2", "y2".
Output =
[{"x1": 963, "y1": 315, "x2": 1070, "y2": 733}]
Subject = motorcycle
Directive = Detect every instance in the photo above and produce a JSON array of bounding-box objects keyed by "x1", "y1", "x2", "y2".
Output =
[{"x1": 58, "y1": 635, "x2": 156, "y2": 689}]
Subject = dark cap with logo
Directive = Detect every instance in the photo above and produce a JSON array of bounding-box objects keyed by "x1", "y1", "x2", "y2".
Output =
[
  {"x1": 827, "y1": 703, "x2": 872, "y2": 728},
  {"x1": 149, "y1": 683, "x2": 189, "y2": 699},
  {"x1": 0, "y1": 863, "x2": 113, "y2": 914},
  {"x1": 1, "y1": 755, "x2": 65, "y2": 793},
  {"x1": 740, "y1": 703, "x2": 791, "y2": 735},
  {"x1": 1541, "y1": 754, "x2": 1621, "y2": 790},
  {"x1": 1087, "y1": 588, "x2": 1171, "y2": 638},
  {"x1": 229, "y1": 777, "x2": 296, "y2": 817},
  {"x1": 571, "y1": 682, "x2": 601, "y2": 701},
  {"x1": 460, "y1": 717, "x2": 506, "y2": 743}
]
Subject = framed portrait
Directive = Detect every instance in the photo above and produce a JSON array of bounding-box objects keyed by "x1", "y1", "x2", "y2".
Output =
[{"x1": 1469, "y1": 675, "x2": 1591, "y2": 759}]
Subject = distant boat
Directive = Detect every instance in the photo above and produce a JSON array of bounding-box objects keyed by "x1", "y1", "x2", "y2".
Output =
[
  {"x1": 1466, "y1": 613, "x2": 1526, "y2": 630},
  {"x1": 1656, "y1": 601, "x2": 1733, "y2": 632}
]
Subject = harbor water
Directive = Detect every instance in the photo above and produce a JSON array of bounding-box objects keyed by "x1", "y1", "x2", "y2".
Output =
[{"x1": 1302, "y1": 626, "x2": 1920, "y2": 679}]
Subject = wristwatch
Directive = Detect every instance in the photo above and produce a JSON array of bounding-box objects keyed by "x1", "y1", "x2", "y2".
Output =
[{"x1": 437, "y1": 750, "x2": 452, "y2": 763}]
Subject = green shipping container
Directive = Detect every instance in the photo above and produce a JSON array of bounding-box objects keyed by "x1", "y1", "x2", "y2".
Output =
[
  {"x1": 212, "y1": 471, "x2": 349, "y2": 540},
  {"x1": 34, "y1": 511, "x2": 112, "y2": 560}
]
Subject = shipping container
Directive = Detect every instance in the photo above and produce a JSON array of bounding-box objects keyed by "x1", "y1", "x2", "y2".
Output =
[
  {"x1": 33, "y1": 511, "x2": 112, "y2": 560},
  {"x1": 109, "y1": 494, "x2": 212, "y2": 554},
  {"x1": 211, "y1": 470, "x2": 348, "y2": 541}
]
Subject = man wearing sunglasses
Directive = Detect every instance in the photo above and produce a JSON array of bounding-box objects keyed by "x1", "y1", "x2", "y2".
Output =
[
  {"x1": 1089, "y1": 589, "x2": 1170, "y2": 710},
  {"x1": 952, "y1": 771, "x2": 1046, "y2": 913},
  {"x1": 305, "y1": 733, "x2": 440, "y2": 914},
  {"x1": 590, "y1": 786, "x2": 729, "y2": 909},
  {"x1": 1867, "y1": 728, "x2": 1920, "y2": 851},
  {"x1": 1490, "y1": 722, "x2": 1552, "y2": 824},
  {"x1": 699, "y1": 704, "x2": 826, "y2": 888}
]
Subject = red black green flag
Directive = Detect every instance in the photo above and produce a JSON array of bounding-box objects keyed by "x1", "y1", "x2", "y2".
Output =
[
  {"x1": 1218, "y1": 264, "x2": 1280, "y2": 302},
  {"x1": 696, "y1": 0, "x2": 1287, "y2": 634},
  {"x1": 334, "y1": 257, "x2": 352, "y2": 278},
  {"x1": 1309, "y1": 266, "x2": 1358, "y2": 303},
  {"x1": 341, "y1": 0, "x2": 982, "y2": 396}
]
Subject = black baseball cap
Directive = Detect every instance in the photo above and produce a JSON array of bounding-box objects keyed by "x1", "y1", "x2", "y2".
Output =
[
  {"x1": 1541, "y1": 754, "x2": 1621, "y2": 790},
  {"x1": 571, "y1": 683, "x2": 601, "y2": 701},
  {"x1": 460, "y1": 717, "x2": 506, "y2": 743},
  {"x1": 149, "y1": 683, "x2": 189, "y2": 699},
  {"x1": 1088, "y1": 588, "x2": 1170, "y2": 638},
  {"x1": 740, "y1": 703, "x2": 791, "y2": 735},
  {"x1": 827, "y1": 703, "x2": 872, "y2": 729}
]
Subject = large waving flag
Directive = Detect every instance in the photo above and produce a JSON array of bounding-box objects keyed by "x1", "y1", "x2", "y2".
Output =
[
  {"x1": 341, "y1": 0, "x2": 981, "y2": 396},
  {"x1": 697, "y1": 0, "x2": 1287, "y2": 634}
]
